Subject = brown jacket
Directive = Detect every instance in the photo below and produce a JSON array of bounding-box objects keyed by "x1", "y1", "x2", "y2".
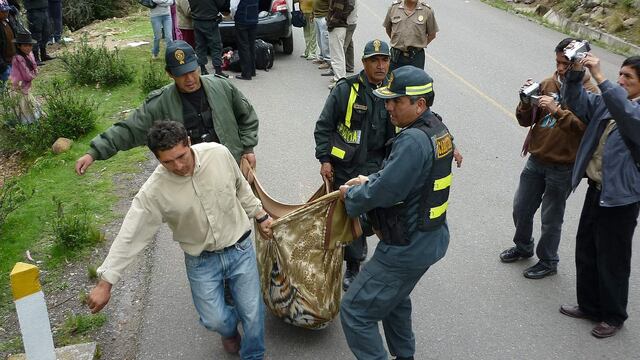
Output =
[{"x1": 516, "y1": 72, "x2": 598, "y2": 165}]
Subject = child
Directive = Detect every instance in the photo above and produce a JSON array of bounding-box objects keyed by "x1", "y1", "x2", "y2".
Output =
[{"x1": 9, "y1": 32, "x2": 42, "y2": 124}]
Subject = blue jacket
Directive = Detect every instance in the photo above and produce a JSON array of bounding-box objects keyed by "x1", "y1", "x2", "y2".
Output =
[
  {"x1": 344, "y1": 112, "x2": 449, "y2": 270},
  {"x1": 234, "y1": 0, "x2": 258, "y2": 25},
  {"x1": 562, "y1": 69, "x2": 640, "y2": 207}
]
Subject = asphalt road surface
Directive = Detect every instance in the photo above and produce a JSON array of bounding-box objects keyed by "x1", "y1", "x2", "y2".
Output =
[{"x1": 134, "y1": 1, "x2": 640, "y2": 359}]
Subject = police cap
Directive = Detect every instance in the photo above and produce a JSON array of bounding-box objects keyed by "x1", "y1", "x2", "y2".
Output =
[
  {"x1": 165, "y1": 40, "x2": 199, "y2": 77},
  {"x1": 373, "y1": 66, "x2": 433, "y2": 99},
  {"x1": 362, "y1": 39, "x2": 390, "y2": 59}
]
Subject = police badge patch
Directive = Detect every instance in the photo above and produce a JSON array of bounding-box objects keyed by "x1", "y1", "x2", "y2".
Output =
[{"x1": 175, "y1": 49, "x2": 185, "y2": 64}]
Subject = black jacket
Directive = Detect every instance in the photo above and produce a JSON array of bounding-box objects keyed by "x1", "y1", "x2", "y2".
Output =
[{"x1": 188, "y1": 0, "x2": 227, "y2": 20}]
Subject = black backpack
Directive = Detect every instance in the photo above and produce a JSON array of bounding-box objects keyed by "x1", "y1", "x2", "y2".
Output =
[{"x1": 254, "y1": 39, "x2": 274, "y2": 71}]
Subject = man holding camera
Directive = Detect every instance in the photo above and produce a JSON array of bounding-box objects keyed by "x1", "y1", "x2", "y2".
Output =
[
  {"x1": 75, "y1": 41, "x2": 259, "y2": 176},
  {"x1": 559, "y1": 53, "x2": 640, "y2": 338},
  {"x1": 499, "y1": 38, "x2": 598, "y2": 279},
  {"x1": 383, "y1": 0, "x2": 438, "y2": 71}
]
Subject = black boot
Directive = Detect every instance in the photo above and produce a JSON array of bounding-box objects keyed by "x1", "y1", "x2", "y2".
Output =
[
  {"x1": 40, "y1": 47, "x2": 55, "y2": 61},
  {"x1": 33, "y1": 49, "x2": 44, "y2": 66},
  {"x1": 342, "y1": 261, "x2": 360, "y2": 291},
  {"x1": 214, "y1": 66, "x2": 229, "y2": 78},
  {"x1": 200, "y1": 64, "x2": 209, "y2": 75}
]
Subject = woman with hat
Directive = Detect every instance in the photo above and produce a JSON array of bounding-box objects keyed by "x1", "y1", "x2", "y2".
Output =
[{"x1": 9, "y1": 32, "x2": 42, "y2": 123}]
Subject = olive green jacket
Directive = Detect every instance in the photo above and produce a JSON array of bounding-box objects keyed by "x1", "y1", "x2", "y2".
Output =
[{"x1": 87, "y1": 75, "x2": 259, "y2": 163}]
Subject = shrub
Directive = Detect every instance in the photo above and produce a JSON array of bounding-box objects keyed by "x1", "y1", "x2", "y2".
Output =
[
  {"x1": 139, "y1": 60, "x2": 171, "y2": 96},
  {"x1": 63, "y1": 0, "x2": 137, "y2": 31},
  {"x1": 0, "y1": 178, "x2": 34, "y2": 230},
  {"x1": 41, "y1": 79, "x2": 98, "y2": 139},
  {"x1": 0, "y1": 85, "x2": 24, "y2": 127},
  {"x1": 51, "y1": 198, "x2": 103, "y2": 251},
  {"x1": 60, "y1": 313, "x2": 106, "y2": 338},
  {"x1": 1, "y1": 120, "x2": 55, "y2": 157},
  {"x1": 60, "y1": 34, "x2": 135, "y2": 87}
]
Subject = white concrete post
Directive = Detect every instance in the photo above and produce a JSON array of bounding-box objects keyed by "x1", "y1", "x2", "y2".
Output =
[{"x1": 10, "y1": 262, "x2": 56, "y2": 360}]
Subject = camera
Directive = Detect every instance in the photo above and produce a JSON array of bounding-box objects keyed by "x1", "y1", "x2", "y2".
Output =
[
  {"x1": 519, "y1": 82, "x2": 559, "y2": 105},
  {"x1": 563, "y1": 40, "x2": 590, "y2": 62}
]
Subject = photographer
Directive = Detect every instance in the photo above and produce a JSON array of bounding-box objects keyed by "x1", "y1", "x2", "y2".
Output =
[
  {"x1": 499, "y1": 38, "x2": 597, "y2": 280},
  {"x1": 559, "y1": 53, "x2": 640, "y2": 338}
]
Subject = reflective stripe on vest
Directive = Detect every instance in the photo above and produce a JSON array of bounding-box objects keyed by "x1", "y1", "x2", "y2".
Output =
[
  {"x1": 344, "y1": 83, "x2": 359, "y2": 128},
  {"x1": 429, "y1": 201, "x2": 449, "y2": 219}
]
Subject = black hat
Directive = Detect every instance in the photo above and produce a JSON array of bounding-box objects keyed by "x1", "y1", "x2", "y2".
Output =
[
  {"x1": 373, "y1": 66, "x2": 434, "y2": 99},
  {"x1": 362, "y1": 39, "x2": 390, "y2": 59},
  {"x1": 13, "y1": 33, "x2": 38, "y2": 45},
  {"x1": 165, "y1": 40, "x2": 198, "y2": 77}
]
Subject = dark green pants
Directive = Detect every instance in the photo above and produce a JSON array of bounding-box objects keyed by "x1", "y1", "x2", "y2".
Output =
[
  {"x1": 27, "y1": 8, "x2": 49, "y2": 58},
  {"x1": 193, "y1": 19, "x2": 223, "y2": 68},
  {"x1": 390, "y1": 48, "x2": 425, "y2": 71},
  {"x1": 340, "y1": 256, "x2": 428, "y2": 359}
]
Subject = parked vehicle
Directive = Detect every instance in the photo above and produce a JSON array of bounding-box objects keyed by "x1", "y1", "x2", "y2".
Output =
[{"x1": 219, "y1": 0, "x2": 294, "y2": 55}]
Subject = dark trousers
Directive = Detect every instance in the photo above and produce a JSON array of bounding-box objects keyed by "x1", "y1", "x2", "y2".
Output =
[
  {"x1": 27, "y1": 8, "x2": 49, "y2": 58},
  {"x1": 193, "y1": 19, "x2": 223, "y2": 68},
  {"x1": 48, "y1": 1, "x2": 62, "y2": 41},
  {"x1": 235, "y1": 24, "x2": 256, "y2": 78},
  {"x1": 576, "y1": 184, "x2": 639, "y2": 326},
  {"x1": 512, "y1": 157, "x2": 573, "y2": 267},
  {"x1": 390, "y1": 48, "x2": 425, "y2": 71}
]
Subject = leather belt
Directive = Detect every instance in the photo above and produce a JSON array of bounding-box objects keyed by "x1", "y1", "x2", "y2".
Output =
[{"x1": 207, "y1": 230, "x2": 251, "y2": 253}]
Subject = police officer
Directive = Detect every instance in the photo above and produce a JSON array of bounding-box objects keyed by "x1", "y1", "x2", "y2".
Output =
[
  {"x1": 383, "y1": 0, "x2": 438, "y2": 71},
  {"x1": 75, "y1": 41, "x2": 259, "y2": 175},
  {"x1": 339, "y1": 66, "x2": 453, "y2": 360},
  {"x1": 314, "y1": 39, "x2": 395, "y2": 291}
]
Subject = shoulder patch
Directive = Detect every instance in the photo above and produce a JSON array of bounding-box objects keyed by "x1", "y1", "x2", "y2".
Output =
[
  {"x1": 145, "y1": 87, "x2": 165, "y2": 102},
  {"x1": 420, "y1": 1, "x2": 431, "y2": 8},
  {"x1": 213, "y1": 73, "x2": 230, "y2": 80},
  {"x1": 392, "y1": 0, "x2": 401, "y2": 5}
]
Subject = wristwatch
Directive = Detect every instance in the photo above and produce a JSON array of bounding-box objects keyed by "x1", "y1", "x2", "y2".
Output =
[{"x1": 256, "y1": 213, "x2": 270, "y2": 223}]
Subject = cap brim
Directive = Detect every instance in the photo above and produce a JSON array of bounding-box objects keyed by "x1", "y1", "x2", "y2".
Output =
[
  {"x1": 169, "y1": 60, "x2": 198, "y2": 77},
  {"x1": 362, "y1": 52, "x2": 390, "y2": 59},
  {"x1": 373, "y1": 86, "x2": 403, "y2": 99}
]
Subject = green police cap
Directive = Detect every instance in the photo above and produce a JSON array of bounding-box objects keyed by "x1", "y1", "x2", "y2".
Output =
[
  {"x1": 165, "y1": 40, "x2": 199, "y2": 77},
  {"x1": 373, "y1": 66, "x2": 434, "y2": 99},
  {"x1": 362, "y1": 39, "x2": 390, "y2": 59}
]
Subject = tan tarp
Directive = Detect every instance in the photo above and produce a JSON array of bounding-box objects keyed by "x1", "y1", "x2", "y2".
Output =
[{"x1": 241, "y1": 160, "x2": 361, "y2": 329}]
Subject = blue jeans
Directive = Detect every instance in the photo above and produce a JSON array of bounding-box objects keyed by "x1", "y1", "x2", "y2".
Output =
[
  {"x1": 150, "y1": 14, "x2": 173, "y2": 57},
  {"x1": 512, "y1": 156, "x2": 573, "y2": 267},
  {"x1": 1, "y1": 64, "x2": 11, "y2": 82},
  {"x1": 184, "y1": 234, "x2": 265, "y2": 360},
  {"x1": 314, "y1": 16, "x2": 330, "y2": 61}
]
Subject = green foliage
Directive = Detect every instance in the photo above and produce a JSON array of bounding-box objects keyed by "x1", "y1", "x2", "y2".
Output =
[
  {"x1": 139, "y1": 60, "x2": 171, "y2": 96},
  {"x1": 63, "y1": 0, "x2": 137, "y2": 31},
  {"x1": 0, "y1": 79, "x2": 98, "y2": 158},
  {"x1": 51, "y1": 198, "x2": 103, "y2": 252},
  {"x1": 60, "y1": 34, "x2": 135, "y2": 87},
  {"x1": 41, "y1": 79, "x2": 98, "y2": 140},
  {"x1": 558, "y1": 0, "x2": 580, "y2": 14},
  {"x1": 0, "y1": 178, "x2": 33, "y2": 231},
  {"x1": 56, "y1": 312, "x2": 107, "y2": 346},
  {"x1": 87, "y1": 264, "x2": 98, "y2": 281},
  {"x1": 0, "y1": 85, "x2": 23, "y2": 127}
]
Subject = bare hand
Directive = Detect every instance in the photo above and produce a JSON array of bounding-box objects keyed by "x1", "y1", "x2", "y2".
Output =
[
  {"x1": 579, "y1": 52, "x2": 605, "y2": 84},
  {"x1": 75, "y1": 154, "x2": 95, "y2": 176},
  {"x1": 453, "y1": 148, "x2": 463, "y2": 168},
  {"x1": 87, "y1": 280, "x2": 112, "y2": 314},
  {"x1": 520, "y1": 78, "x2": 533, "y2": 90},
  {"x1": 537, "y1": 95, "x2": 559, "y2": 114},
  {"x1": 257, "y1": 216, "x2": 273, "y2": 239},
  {"x1": 320, "y1": 162, "x2": 333, "y2": 182},
  {"x1": 345, "y1": 175, "x2": 369, "y2": 186},
  {"x1": 339, "y1": 185, "x2": 350, "y2": 200},
  {"x1": 241, "y1": 153, "x2": 257, "y2": 169}
]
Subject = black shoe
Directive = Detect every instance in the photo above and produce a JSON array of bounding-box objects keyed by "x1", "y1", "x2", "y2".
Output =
[
  {"x1": 499, "y1": 247, "x2": 533, "y2": 263},
  {"x1": 42, "y1": 54, "x2": 55, "y2": 61},
  {"x1": 214, "y1": 67, "x2": 229, "y2": 78},
  {"x1": 523, "y1": 261, "x2": 557, "y2": 279},
  {"x1": 346, "y1": 69, "x2": 354, "y2": 73},
  {"x1": 251, "y1": 72, "x2": 257, "y2": 76},
  {"x1": 235, "y1": 75, "x2": 251, "y2": 80},
  {"x1": 200, "y1": 65, "x2": 209, "y2": 75},
  {"x1": 36, "y1": 61, "x2": 45, "y2": 66},
  {"x1": 342, "y1": 261, "x2": 360, "y2": 291},
  {"x1": 320, "y1": 71, "x2": 334, "y2": 77}
]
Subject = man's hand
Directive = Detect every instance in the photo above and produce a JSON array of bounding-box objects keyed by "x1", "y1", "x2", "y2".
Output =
[
  {"x1": 320, "y1": 162, "x2": 333, "y2": 182},
  {"x1": 75, "y1": 154, "x2": 95, "y2": 175},
  {"x1": 256, "y1": 211, "x2": 273, "y2": 239},
  {"x1": 345, "y1": 175, "x2": 369, "y2": 186},
  {"x1": 339, "y1": 184, "x2": 350, "y2": 200},
  {"x1": 242, "y1": 153, "x2": 257, "y2": 169},
  {"x1": 579, "y1": 52, "x2": 606, "y2": 84},
  {"x1": 453, "y1": 148, "x2": 463, "y2": 168},
  {"x1": 87, "y1": 280, "x2": 112, "y2": 314},
  {"x1": 537, "y1": 95, "x2": 559, "y2": 115}
]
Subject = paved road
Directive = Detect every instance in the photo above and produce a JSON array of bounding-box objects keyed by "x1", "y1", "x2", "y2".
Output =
[{"x1": 135, "y1": 1, "x2": 640, "y2": 359}]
